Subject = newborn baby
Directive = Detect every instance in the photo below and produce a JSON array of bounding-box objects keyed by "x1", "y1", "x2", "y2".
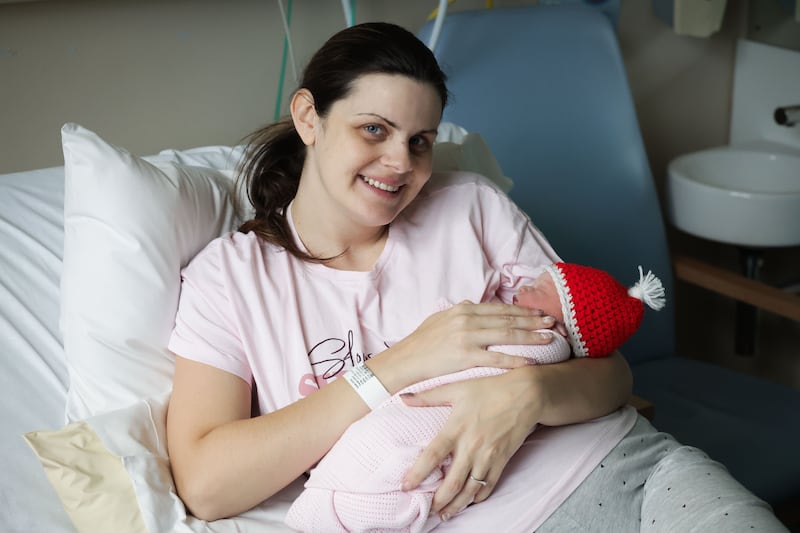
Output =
[{"x1": 285, "y1": 263, "x2": 665, "y2": 533}]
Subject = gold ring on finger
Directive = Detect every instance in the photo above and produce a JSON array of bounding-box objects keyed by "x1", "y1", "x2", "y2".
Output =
[{"x1": 468, "y1": 473, "x2": 488, "y2": 487}]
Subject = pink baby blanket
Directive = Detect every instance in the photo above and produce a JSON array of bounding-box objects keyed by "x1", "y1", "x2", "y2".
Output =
[{"x1": 285, "y1": 334, "x2": 571, "y2": 533}]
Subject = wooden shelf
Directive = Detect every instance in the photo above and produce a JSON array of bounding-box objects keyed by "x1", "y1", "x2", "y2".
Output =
[
  {"x1": 673, "y1": 254, "x2": 800, "y2": 322},
  {"x1": 630, "y1": 395, "x2": 655, "y2": 420}
]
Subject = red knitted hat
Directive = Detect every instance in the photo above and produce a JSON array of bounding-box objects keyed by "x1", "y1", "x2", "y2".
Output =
[{"x1": 542, "y1": 263, "x2": 666, "y2": 358}]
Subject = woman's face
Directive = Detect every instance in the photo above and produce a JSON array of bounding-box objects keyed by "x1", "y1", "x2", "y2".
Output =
[{"x1": 297, "y1": 73, "x2": 443, "y2": 231}]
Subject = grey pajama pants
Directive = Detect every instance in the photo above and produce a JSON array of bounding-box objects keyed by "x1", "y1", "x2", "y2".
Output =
[{"x1": 535, "y1": 416, "x2": 788, "y2": 532}]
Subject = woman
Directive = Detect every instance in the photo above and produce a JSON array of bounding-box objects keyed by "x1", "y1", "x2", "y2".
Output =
[{"x1": 166, "y1": 21, "x2": 632, "y2": 525}]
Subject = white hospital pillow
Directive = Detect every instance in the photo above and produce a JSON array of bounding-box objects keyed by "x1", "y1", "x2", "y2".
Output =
[
  {"x1": 157, "y1": 144, "x2": 246, "y2": 170},
  {"x1": 60, "y1": 123, "x2": 238, "y2": 421},
  {"x1": 433, "y1": 122, "x2": 514, "y2": 193},
  {"x1": 435, "y1": 121, "x2": 470, "y2": 143}
]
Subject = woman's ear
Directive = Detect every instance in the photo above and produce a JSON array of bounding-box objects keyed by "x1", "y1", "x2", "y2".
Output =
[{"x1": 291, "y1": 88, "x2": 317, "y2": 146}]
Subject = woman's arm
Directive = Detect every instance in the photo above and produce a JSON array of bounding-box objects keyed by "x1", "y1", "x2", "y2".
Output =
[
  {"x1": 399, "y1": 351, "x2": 632, "y2": 521},
  {"x1": 527, "y1": 350, "x2": 632, "y2": 426},
  {"x1": 167, "y1": 356, "x2": 370, "y2": 521}
]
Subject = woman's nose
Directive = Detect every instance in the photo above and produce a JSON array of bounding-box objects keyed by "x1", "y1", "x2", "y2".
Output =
[{"x1": 382, "y1": 142, "x2": 413, "y2": 173}]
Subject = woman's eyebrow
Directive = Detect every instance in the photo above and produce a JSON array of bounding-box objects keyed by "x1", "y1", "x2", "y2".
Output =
[{"x1": 356, "y1": 113, "x2": 438, "y2": 136}]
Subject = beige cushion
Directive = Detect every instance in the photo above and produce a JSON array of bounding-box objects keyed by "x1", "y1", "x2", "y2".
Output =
[{"x1": 24, "y1": 422, "x2": 147, "y2": 533}]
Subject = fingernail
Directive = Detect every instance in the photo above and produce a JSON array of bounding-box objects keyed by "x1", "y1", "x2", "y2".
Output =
[
  {"x1": 539, "y1": 331, "x2": 553, "y2": 340},
  {"x1": 529, "y1": 308, "x2": 544, "y2": 316},
  {"x1": 399, "y1": 392, "x2": 415, "y2": 399},
  {"x1": 441, "y1": 512, "x2": 450, "y2": 522},
  {"x1": 542, "y1": 315, "x2": 555, "y2": 325}
]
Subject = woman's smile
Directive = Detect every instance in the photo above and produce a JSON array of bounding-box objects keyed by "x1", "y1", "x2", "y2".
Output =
[{"x1": 360, "y1": 174, "x2": 402, "y2": 193}]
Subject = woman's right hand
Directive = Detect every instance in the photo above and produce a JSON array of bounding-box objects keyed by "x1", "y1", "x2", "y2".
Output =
[{"x1": 372, "y1": 300, "x2": 558, "y2": 393}]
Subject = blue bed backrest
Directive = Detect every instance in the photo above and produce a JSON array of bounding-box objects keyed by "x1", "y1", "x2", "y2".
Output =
[{"x1": 419, "y1": 5, "x2": 676, "y2": 363}]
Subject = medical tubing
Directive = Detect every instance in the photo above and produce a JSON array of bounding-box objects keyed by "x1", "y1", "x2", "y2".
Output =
[
  {"x1": 277, "y1": 0, "x2": 298, "y2": 84},
  {"x1": 341, "y1": 0, "x2": 355, "y2": 27},
  {"x1": 427, "y1": 0, "x2": 449, "y2": 51},
  {"x1": 274, "y1": 0, "x2": 296, "y2": 122}
]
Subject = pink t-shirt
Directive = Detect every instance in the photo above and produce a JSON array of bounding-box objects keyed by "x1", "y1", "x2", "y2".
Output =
[
  {"x1": 168, "y1": 171, "x2": 637, "y2": 531},
  {"x1": 169, "y1": 171, "x2": 560, "y2": 412}
]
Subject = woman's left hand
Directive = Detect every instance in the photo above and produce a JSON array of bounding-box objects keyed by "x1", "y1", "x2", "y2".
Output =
[{"x1": 399, "y1": 367, "x2": 541, "y2": 521}]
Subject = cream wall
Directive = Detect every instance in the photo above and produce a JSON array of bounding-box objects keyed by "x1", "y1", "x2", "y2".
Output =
[{"x1": 1, "y1": 0, "x2": 739, "y2": 176}]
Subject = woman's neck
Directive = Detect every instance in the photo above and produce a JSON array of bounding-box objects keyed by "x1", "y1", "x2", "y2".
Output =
[{"x1": 290, "y1": 199, "x2": 388, "y2": 272}]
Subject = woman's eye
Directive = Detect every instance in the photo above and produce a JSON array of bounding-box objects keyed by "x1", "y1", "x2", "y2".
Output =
[
  {"x1": 409, "y1": 136, "x2": 431, "y2": 153},
  {"x1": 364, "y1": 124, "x2": 383, "y2": 136}
]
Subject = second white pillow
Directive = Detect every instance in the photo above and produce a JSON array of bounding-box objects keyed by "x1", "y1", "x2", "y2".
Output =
[{"x1": 60, "y1": 123, "x2": 238, "y2": 421}]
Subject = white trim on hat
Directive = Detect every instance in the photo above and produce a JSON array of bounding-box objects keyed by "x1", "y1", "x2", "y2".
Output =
[{"x1": 544, "y1": 264, "x2": 588, "y2": 358}]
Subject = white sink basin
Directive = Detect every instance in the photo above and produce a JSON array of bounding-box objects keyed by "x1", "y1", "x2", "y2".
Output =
[{"x1": 666, "y1": 145, "x2": 800, "y2": 247}]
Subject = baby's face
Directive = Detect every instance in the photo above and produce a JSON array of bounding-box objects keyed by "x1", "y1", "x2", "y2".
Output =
[{"x1": 513, "y1": 272, "x2": 564, "y2": 323}]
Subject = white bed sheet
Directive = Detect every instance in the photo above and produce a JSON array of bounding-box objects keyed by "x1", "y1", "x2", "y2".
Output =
[{"x1": 0, "y1": 166, "x2": 75, "y2": 533}]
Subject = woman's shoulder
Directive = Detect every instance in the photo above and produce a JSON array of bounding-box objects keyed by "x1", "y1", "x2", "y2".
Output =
[
  {"x1": 423, "y1": 170, "x2": 507, "y2": 196},
  {"x1": 407, "y1": 170, "x2": 521, "y2": 221},
  {"x1": 194, "y1": 230, "x2": 256, "y2": 255},
  {"x1": 185, "y1": 230, "x2": 274, "y2": 271}
]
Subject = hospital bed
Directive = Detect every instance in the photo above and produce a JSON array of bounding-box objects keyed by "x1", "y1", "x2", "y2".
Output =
[{"x1": 1, "y1": 3, "x2": 796, "y2": 532}]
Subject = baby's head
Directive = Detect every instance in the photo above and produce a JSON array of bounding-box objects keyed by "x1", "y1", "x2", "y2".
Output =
[{"x1": 514, "y1": 263, "x2": 666, "y2": 358}]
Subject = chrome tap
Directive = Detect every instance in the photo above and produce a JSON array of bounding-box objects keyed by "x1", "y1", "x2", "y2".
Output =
[{"x1": 774, "y1": 105, "x2": 800, "y2": 127}]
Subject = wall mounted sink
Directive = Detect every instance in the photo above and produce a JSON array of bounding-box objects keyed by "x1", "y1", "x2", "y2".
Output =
[{"x1": 666, "y1": 145, "x2": 800, "y2": 248}]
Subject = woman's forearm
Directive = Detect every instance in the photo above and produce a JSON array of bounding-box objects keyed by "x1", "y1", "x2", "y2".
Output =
[
  {"x1": 169, "y1": 373, "x2": 369, "y2": 521},
  {"x1": 522, "y1": 350, "x2": 633, "y2": 427}
]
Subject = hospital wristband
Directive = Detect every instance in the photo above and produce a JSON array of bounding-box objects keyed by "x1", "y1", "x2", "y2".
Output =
[{"x1": 343, "y1": 363, "x2": 391, "y2": 410}]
